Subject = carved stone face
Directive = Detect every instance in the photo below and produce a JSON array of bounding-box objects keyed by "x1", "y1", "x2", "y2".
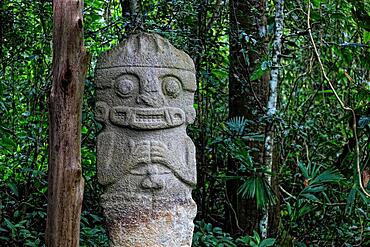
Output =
[
  {"x1": 110, "y1": 67, "x2": 195, "y2": 130},
  {"x1": 95, "y1": 33, "x2": 196, "y2": 130}
]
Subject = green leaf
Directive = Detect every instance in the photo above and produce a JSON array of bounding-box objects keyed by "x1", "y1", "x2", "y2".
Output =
[
  {"x1": 364, "y1": 31, "x2": 370, "y2": 43},
  {"x1": 346, "y1": 187, "x2": 358, "y2": 214},
  {"x1": 4, "y1": 218, "x2": 15, "y2": 230},
  {"x1": 227, "y1": 116, "x2": 248, "y2": 135},
  {"x1": 311, "y1": 169, "x2": 342, "y2": 184},
  {"x1": 301, "y1": 185, "x2": 325, "y2": 194},
  {"x1": 312, "y1": 0, "x2": 320, "y2": 8},
  {"x1": 297, "y1": 204, "x2": 317, "y2": 218},
  {"x1": 298, "y1": 162, "x2": 309, "y2": 179},
  {"x1": 250, "y1": 62, "x2": 270, "y2": 81},
  {"x1": 0, "y1": 227, "x2": 8, "y2": 233},
  {"x1": 1, "y1": 137, "x2": 16, "y2": 150},
  {"x1": 260, "y1": 238, "x2": 276, "y2": 247},
  {"x1": 238, "y1": 176, "x2": 276, "y2": 208},
  {"x1": 286, "y1": 202, "x2": 292, "y2": 216},
  {"x1": 8, "y1": 182, "x2": 19, "y2": 197},
  {"x1": 252, "y1": 230, "x2": 260, "y2": 244},
  {"x1": 82, "y1": 126, "x2": 88, "y2": 134},
  {"x1": 90, "y1": 214, "x2": 103, "y2": 222}
]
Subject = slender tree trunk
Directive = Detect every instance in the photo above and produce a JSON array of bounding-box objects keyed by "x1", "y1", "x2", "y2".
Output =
[
  {"x1": 46, "y1": 0, "x2": 88, "y2": 246},
  {"x1": 226, "y1": 0, "x2": 269, "y2": 235},
  {"x1": 262, "y1": 0, "x2": 284, "y2": 238}
]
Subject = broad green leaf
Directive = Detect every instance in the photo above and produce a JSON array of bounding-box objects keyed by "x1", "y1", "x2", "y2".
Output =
[{"x1": 260, "y1": 238, "x2": 276, "y2": 247}]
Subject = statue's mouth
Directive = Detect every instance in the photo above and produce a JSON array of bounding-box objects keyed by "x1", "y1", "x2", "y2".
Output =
[{"x1": 110, "y1": 107, "x2": 185, "y2": 129}]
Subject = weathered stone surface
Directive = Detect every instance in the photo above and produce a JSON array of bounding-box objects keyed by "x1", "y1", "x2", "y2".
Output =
[{"x1": 95, "y1": 33, "x2": 197, "y2": 247}]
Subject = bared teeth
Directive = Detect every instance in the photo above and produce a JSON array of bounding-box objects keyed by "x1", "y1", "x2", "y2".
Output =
[
  {"x1": 110, "y1": 107, "x2": 184, "y2": 129},
  {"x1": 115, "y1": 112, "x2": 126, "y2": 119},
  {"x1": 135, "y1": 114, "x2": 164, "y2": 123}
]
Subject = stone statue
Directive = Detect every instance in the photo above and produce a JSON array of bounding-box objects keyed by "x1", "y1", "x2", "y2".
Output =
[{"x1": 95, "y1": 33, "x2": 197, "y2": 247}]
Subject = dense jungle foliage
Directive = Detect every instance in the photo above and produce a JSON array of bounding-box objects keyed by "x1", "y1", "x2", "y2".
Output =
[{"x1": 1, "y1": 0, "x2": 369, "y2": 246}]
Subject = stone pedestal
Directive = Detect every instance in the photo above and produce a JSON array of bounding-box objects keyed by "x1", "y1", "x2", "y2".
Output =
[{"x1": 95, "y1": 33, "x2": 197, "y2": 247}]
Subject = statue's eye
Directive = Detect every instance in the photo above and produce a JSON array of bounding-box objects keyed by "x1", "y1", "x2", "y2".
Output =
[
  {"x1": 117, "y1": 79, "x2": 134, "y2": 95},
  {"x1": 162, "y1": 76, "x2": 182, "y2": 98},
  {"x1": 115, "y1": 74, "x2": 138, "y2": 97}
]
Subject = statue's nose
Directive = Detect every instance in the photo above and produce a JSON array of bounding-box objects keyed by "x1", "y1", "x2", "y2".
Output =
[{"x1": 136, "y1": 80, "x2": 165, "y2": 107}]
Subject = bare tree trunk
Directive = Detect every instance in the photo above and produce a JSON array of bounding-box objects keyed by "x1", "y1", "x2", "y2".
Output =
[
  {"x1": 46, "y1": 0, "x2": 89, "y2": 246},
  {"x1": 226, "y1": 0, "x2": 269, "y2": 235},
  {"x1": 261, "y1": 0, "x2": 284, "y2": 238}
]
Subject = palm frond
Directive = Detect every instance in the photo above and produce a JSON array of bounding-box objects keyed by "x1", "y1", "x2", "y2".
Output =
[
  {"x1": 298, "y1": 163, "x2": 343, "y2": 203},
  {"x1": 227, "y1": 116, "x2": 248, "y2": 135},
  {"x1": 238, "y1": 175, "x2": 276, "y2": 208},
  {"x1": 311, "y1": 169, "x2": 342, "y2": 185}
]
